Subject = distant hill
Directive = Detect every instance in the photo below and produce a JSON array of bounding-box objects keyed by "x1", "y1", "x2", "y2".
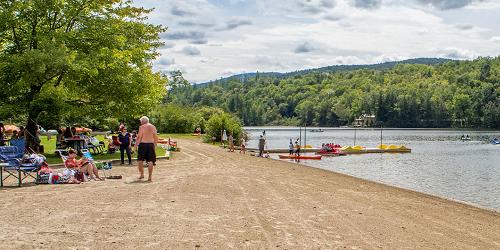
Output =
[{"x1": 199, "y1": 58, "x2": 453, "y2": 86}]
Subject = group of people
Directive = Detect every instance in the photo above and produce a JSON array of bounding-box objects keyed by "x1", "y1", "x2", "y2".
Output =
[
  {"x1": 222, "y1": 129, "x2": 247, "y2": 154},
  {"x1": 1, "y1": 123, "x2": 42, "y2": 152},
  {"x1": 61, "y1": 116, "x2": 159, "y2": 183}
]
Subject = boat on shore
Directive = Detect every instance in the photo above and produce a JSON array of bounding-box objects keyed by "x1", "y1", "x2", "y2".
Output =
[
  {"x1": 491, "y1": 138, "x2": 500, "y2": 145},
  {"x1": 278, "y1": 154, "x2": 322, "y2": 160}
]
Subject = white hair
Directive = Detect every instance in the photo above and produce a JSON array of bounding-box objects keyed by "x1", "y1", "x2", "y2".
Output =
[{"x1": 140, "y1": 116, "x2": 149, "y2": 124}]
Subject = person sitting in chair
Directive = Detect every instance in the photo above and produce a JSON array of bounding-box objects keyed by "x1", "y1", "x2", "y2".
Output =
[{"x1": 65, "y1": 149, "x2": 103, "y2": 181}]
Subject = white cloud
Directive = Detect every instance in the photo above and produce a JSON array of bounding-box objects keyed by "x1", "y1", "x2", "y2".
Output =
[
  {"x1": 294, "y1": 42, "x2": 319, "y2": 53},
  {"x1": 490, "y1": 36, "x2": 500, "y2": 42},
  {"x1": 435, "y1": 47, "x2": 478, "y2": 59},
  {"x1": 134, "y1": 0, "x2": 500, "y2": 82},
  {"x1": 181, "y1": 46, "x2": 201, "y2": 56}
]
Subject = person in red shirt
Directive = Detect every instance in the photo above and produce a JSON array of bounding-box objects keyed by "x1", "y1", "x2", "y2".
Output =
[{"x1": 65, "y1": 149, "x2": 103, "y2": 181}]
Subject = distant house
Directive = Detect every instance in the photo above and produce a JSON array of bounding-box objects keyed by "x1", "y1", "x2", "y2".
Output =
[{"x1": 353, "y1": 114, "x2": 376, "y2": 127}]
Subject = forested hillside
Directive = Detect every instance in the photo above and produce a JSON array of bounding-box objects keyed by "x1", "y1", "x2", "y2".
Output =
[{"x1": 170, "y1": 57, "x2": 500, "y2": 128}]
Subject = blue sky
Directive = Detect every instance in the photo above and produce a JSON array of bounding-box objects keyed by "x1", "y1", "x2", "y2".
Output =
[{"x1": 134, "y1": 0, "x2": 500, "y2": 82}]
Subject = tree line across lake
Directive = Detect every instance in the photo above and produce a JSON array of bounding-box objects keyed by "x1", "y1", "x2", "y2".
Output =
[{"x1": 169, "y1": 57, "x2": 500, "y2": 129}]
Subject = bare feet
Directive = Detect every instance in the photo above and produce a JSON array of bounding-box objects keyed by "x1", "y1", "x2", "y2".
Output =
[
  {"x1": 147, "y1": 178, "x2": 152, "y2": 182},
  {"x1": 138, "y1": 176, "x2": 144, "y2": 180}
]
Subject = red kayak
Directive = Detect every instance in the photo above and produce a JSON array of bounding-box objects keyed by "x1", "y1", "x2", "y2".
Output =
[{"x1": 278, "y1": 155, "x2": 322, "y2": 160}]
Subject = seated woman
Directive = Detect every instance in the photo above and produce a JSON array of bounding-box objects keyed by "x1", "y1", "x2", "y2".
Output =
[
  {"x1": 65, "y1": 149, "x2": 103, "y2": 181},
  {"x1": 106, "y1": 135, "x2": 119, "y2": 154}
]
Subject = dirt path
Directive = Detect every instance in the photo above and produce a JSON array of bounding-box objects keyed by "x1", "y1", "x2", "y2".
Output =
[{"x1": 1, "y1": 138, "x2": 499, "y2": 249}]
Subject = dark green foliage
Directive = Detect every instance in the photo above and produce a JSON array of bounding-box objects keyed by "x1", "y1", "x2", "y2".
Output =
[
  {"x1": 171, "y1": 57, "x2": 500, "y2": 128},
  {"x1": 205, "y1": 112, "x2": 243, "y2": 143},
  {"x1": 149, "y1": 104, "x2": 244, "y2": 141},
  {"x1": 0, "y1": 0, "x2": 166, "y2": 132}
]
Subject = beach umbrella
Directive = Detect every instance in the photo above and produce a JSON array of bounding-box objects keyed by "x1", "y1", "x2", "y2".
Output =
[
  {"x1": 4, "y1": 124, "x2": 20, "y2": 134},
  {"x1": 75, "y1": 127, "x2": 92, "y2": 133}
]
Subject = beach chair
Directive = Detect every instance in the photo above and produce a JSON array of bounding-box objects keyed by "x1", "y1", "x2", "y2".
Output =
[
  {"x1": 84, "y1": 135, "x2": 105, "y2": 154},
  {"x1": 80, "y1": 149, "x2": 112, "y2": 178},
  {"x1": 0, "y1": 143, "x2": 42, "y2": 187}
]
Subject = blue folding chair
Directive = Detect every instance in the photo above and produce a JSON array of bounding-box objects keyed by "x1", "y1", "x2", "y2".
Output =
[{"x1": 0, "y1": 142, "x2": 41, "y2": 187}]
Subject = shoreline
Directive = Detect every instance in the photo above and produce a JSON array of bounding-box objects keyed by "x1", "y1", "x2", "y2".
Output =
[
  {"x1": 268, "y1": 155, "x2": 500, "y2": 214},
  {"x1": 244, "y1": 126, "x2": 500, "y2": 132},
  {"x1": 1, "y1": 137, "x2": 499, "y2": 249}
]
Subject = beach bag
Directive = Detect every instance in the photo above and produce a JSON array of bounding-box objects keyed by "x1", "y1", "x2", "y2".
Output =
[
  {"x1": 37, "y1": 173, "x2": 50, "y2": 184},
  {"x1": 74, "y1": 171, "x2": 85, "y2": 182}
]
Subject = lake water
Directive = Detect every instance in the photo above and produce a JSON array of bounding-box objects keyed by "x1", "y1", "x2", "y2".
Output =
[{"x1": 245, "y1": 127, "x2": 500, "y2": 211}]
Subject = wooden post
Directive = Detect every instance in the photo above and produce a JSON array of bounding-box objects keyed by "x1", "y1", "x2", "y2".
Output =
[{"x1": 354, "y1": 127, "x2": 357, "y2": 146}]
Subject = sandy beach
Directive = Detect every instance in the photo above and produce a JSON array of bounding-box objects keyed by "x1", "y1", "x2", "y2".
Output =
[{"x1": 1, "y1": 137, "x2": 499, "y2": 249}]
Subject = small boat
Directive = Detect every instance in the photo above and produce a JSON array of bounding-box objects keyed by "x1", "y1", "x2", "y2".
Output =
[
  {"x1": 278, "y1": 155, "x2": 322, "y2": 160},
  {"x1": 461, "y1": 135, "x2": 471, "y2": 141},
  {"x1": 310, "y1": 129, "x2": 324, "y2": 133},
  {"x1": 491, "y1": 138, "x2": 500, "y2": 145},
  {"x1": 316, "y1": 143, "x2": 345, "y2": 156}
]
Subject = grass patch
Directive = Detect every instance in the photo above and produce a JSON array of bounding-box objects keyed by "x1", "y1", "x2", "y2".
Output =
[{"x1": 38, "y1": 134, "x2": 191, "y2": 165}]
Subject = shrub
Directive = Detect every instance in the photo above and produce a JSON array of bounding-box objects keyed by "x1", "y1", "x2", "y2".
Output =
[{"x1": 205, "y1": 112, "x2": 244, "y2": 142}]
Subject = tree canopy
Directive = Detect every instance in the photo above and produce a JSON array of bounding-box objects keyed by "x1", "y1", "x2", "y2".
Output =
[
  {"x1": 170, "y1": 57, "x2": 500, "y2": 129},
  {"x1": 0, "y1": 0, "x2": 166, "y2": 137}
]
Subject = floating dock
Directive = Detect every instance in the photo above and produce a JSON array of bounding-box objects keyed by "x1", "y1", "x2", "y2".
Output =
[
  {"x1": 246, "y1": 148, "x2": 321, "y2": 153},
  {"x1": 339, "y1": 145, "x2": 411, "y2": 154}
]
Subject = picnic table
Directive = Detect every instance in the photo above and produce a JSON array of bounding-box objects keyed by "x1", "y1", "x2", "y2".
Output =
[{"x1": 64, "y1": 137, "x2": 86, "y2": 152}]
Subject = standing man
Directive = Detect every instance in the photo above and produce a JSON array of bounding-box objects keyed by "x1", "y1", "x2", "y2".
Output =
[
  {"x1": 294, "y1": 139, "x2": 301, "y2": 157},
  {"x1": 135, "y1": 116, "x2": 158, "y2": 182},
  {"x1": 258, "y1": 135, "x2": 266, "y2": 157}
]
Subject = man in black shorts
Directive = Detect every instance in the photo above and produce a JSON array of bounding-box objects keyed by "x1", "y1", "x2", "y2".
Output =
[{"x1": 135, "y1": 116, "x2": 158, "y2": 181}]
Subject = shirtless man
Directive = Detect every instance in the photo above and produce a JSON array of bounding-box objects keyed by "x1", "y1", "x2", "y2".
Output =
[{"x1": 135, "y1": 116, "x2": 158, "y2": 181}]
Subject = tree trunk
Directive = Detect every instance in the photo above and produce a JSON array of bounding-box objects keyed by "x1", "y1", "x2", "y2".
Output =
[{"x1": 25, "y1": 101, "x2": 42, "y2": 153}]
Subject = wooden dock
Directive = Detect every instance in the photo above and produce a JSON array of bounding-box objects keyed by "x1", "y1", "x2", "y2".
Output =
[{"x1": 246, "y1": 148, "x2": 321, "y2": 153}]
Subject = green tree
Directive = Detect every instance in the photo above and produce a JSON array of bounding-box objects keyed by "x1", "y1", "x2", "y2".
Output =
[{"x1": 0, "y1": 0, "x2": 166, "y2": 147}]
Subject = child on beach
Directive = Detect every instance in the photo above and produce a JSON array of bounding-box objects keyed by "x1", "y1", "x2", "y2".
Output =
[
  {"x1": 294, "y1": 140, "x2": 301, "y2": 156},
  {"x1": 228, "y1": 134, "x2": 235, "y2": 152},
  {"x1": 239, "y1": 137, "x2": 246, "y2": 154},
  {"x1": 289, "y1": 139, "x2": 293, "y2": 155}
]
